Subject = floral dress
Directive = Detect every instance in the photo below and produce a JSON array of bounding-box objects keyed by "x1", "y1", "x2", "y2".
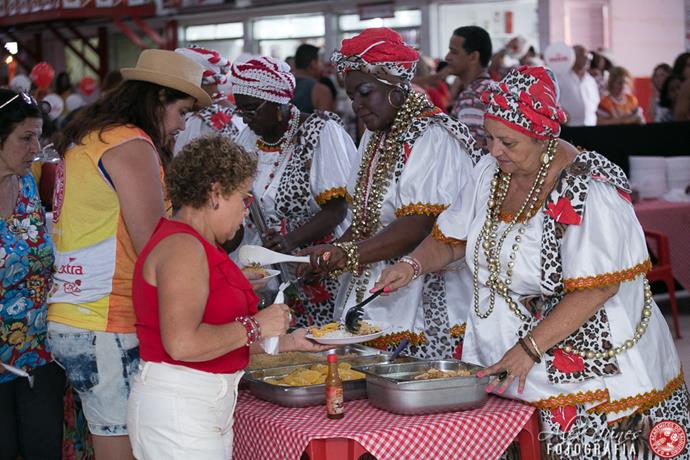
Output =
[{"x1": 0, "y1": 173, "x2": 53, "y2": 382}]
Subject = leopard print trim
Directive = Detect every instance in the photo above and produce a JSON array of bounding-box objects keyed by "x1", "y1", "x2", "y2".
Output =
[
  {"x1": 431, "y1": 223, "x2": 465, "y2": 246},
  {"x1": 397, "y1": 92, "x2": 484, "y2": 166},
  {"x1": 590, "y1": 371, "x2": 686, "y2": 415},
  {"x1": 563, "y1": 259, "x2": 652, "y2": 293},
  {"x1": 315, "y1": 187, "x2": 347, "y2": 206},
  {"x1": 529, "y1": 151, "x2": 633, "y2": 384},
  {"x1": 540, "y1": 150, "x2": 632, "y2": 296},
  {"x1": 394, "y1": 202, "x2": 448, "y2": 218},
  {"x1": 531, "y1": 388, "x2": 610, "y2": 410},
  {"x1": 274, "y1": 111, "x2": 344, "y2": 233}
]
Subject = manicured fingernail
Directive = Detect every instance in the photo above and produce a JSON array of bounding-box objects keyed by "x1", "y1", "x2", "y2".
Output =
[
  {"x1": 485, "y1": 386, "x2": 492, "y2": 393},
  {"x1": 383, "y1": 287, "x2": 391, "y2": 293},
  {"x1": 476, "y1": 371, "x2": 484, "y2": 377},
  {"x1": 518, "y1": 389, "x2": 523, "y2": 394},
  {"x1": 497, "y1": 387, "x2": 504, "y2": 394}
]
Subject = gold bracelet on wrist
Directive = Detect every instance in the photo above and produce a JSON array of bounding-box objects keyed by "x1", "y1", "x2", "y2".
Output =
[
  {"x1": 526, "y1": 332, "x2": 543, "y2": 358},
  {"x1": 332, "y1": 241, "x2": 360, "y2": 275}
]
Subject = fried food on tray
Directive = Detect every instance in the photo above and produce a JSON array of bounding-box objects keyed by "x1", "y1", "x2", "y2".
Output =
[
  {"x1": 242, "y1": 262, "x2": 269, "y2": 278},
  {"x1": 265, "y1": 362, "x2": 365, "y2": 386},
  {"x1": 413, "y1": 367, "x2": 474, "y2": 380}
]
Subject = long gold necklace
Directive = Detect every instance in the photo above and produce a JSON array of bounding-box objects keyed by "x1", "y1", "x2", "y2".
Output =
[
  {"x1": 350, "y1": 91, "x2": 428, "y2": 241},
  {"x1": 472, "y1": 138, "x2": 558, "y2": 321},
  {"x1": 346, "y1": 91, "x2": 429, "y2": 303}
]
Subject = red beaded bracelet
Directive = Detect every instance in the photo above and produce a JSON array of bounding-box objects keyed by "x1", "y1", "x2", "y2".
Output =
[{"x1": 237, "y1": 316, "x2": 262, "y2": 346}]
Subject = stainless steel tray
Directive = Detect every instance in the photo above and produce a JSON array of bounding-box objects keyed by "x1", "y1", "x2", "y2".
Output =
[
  {"x1": 358, "y1": 360, "x2": 490, "y2": 415},
  {"x1": 247, "y1": 344, "x2": 386, "y2": 372},
  {"x1": 245, "y1": 354, "x2": 420, "y2": 407}
]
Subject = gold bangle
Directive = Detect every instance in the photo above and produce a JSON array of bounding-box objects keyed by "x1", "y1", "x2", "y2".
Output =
[
  {"x1": 332, "y1": 241, "x2": 360, "y2": 275},
  {"x1": 526, "y1": 332, "x2": 543, "y2": 358}
]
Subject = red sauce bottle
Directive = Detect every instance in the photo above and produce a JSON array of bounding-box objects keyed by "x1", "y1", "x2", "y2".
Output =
[{"x1": 325, "y1": 354, "x2": 344, "y2": 419}]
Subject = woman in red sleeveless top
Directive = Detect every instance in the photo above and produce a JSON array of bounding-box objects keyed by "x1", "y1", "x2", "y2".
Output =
[{"x1": 128, "y1": 135, "x2": 328, "y2": 459}]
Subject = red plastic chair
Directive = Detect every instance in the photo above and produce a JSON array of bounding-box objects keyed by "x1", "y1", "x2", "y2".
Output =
[{"x1": 644, "y1": 230, "x2": 681, "y2": 339}]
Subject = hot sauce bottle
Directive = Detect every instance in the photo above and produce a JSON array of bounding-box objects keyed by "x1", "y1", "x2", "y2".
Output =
[{"x1": 325, "y1": 354, "x2": 344, "y2": 419}]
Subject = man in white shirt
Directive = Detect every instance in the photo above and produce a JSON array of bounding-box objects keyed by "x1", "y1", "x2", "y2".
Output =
[{"x1": 557, "y1": 45, "x2": 600, "y2": 126}]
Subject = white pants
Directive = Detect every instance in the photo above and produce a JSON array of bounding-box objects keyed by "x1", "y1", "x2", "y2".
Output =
[{"x1": 127, "y1": 361, "x2": 243, "y2": 460}]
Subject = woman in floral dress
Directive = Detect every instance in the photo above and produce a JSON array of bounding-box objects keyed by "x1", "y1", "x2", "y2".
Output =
[{"x1": 0, "y1": 89, "x2": 64, "y2": 459}]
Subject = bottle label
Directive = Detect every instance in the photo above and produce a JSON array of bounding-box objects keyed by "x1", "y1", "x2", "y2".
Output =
[{"x1": 326, "y1": 386, "x2": 344, "y2": 415}]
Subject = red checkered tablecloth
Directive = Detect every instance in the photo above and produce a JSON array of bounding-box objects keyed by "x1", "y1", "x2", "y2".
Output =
[{"x1": 232, "y1": 391, "x2": 535, "y2": 460}]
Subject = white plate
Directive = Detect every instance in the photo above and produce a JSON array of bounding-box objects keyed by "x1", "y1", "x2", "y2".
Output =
[{"x1": 306, "y1": 321, "x2": 390, "y2": 345}]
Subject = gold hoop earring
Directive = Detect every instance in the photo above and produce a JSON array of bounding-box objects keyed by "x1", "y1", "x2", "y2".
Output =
[{"x1": 387, "y1": 90, "x2": 402, "y2": 109}]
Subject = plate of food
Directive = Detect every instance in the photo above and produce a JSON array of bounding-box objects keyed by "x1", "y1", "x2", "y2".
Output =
[
  {"x1": 242, "y1": 263, "x2": 280, "y2": 280},
  {"x1": 306, "y1": 320, "x2": 390, "y2": 345}
]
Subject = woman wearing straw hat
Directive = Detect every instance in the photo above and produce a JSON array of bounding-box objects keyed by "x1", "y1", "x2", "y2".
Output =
[{"x1": 46, "y1": 49, "x2": 210, "y2": 460}]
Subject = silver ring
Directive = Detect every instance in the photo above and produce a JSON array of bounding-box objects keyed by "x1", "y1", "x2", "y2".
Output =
[{"x1": 287, "y1": 312, "x2": 293, "y2": 323}]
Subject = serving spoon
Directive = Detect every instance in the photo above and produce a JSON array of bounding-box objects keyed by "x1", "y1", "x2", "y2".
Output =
[{"x1": 238, "y1": 245, "x2": 310, "y2": 267}]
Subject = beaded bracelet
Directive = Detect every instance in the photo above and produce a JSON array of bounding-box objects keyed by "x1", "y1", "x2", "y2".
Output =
[
  {"x1": 399, "y1": 256, "x2": 422, "y2": 280},
  {"x1": 237, "y1": 316, "x2": 262, "y2": 346},
  {"x1": 518, "y1": 337, "x2": 541, "y2": 364},
  {"x1": 332, "y1": 241, "x2": 360, "y2": 275}
]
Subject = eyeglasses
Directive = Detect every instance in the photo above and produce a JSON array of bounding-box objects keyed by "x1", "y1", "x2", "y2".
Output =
[
  {"x1": 235, "y1": 100, "x2": 268, "y2": 118},
  {"x1": 0, "y1": 91, "x2": 38, "y2": 111},
  {"x1": 242, "y1": 191, "x2": 254, "y2": 209}
]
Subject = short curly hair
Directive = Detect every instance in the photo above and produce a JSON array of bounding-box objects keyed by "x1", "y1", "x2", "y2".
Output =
[{"x1": 166, "y1": 135, "x2": 257, "y2": 209}]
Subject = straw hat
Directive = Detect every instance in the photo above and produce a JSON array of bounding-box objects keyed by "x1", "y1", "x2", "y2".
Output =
[{"x1": 121, "y1": 49, "x2": 212, "y2": 107}]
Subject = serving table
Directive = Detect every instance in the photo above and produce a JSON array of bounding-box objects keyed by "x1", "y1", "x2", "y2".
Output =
[{"x1": 233, "y1": 391, "x2": 540, "y2": 460}]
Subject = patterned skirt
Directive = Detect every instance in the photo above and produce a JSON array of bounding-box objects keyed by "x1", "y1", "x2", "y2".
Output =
[{"x1": 538, "y1": 385, "x2": 690, "y2": 460}]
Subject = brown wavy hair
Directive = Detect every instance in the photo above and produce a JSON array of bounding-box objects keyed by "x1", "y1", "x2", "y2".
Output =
[
  {"x1": 55, "y1": 80, "x2": 191, "y2": 166},
  {"x1": 166, "y1": 135, "x2": 257, "y2": 210}
]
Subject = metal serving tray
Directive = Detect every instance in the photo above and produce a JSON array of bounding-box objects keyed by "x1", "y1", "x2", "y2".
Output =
[
  {"x1": 357, "y1": 360, "x2": 490, "y2": 415},
  {"x1": 246, "y1": 345, "x2": 386, "y2": 372},
  {"x1": 245, "y1": 353, "x2": 420, "y2": 407}
]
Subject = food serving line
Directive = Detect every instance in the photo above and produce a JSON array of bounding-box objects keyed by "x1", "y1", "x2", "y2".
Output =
[
  {"x1": 232, "y1": 347, "x2": 541, "y2": 460},
  {"x1": 234, "y1": 247, "x2": 542, "y2": 459}
]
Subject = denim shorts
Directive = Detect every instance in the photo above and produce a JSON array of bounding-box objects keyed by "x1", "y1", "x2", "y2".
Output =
[{"x1": 47, "y1": 322, "x2": 140, "y2": 436}]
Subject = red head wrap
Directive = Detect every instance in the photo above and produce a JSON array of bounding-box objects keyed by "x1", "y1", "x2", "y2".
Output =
[
  {"x1": 331, "y1": 27, "x2": 419, "y2": 85},
  {"x1": 482, "y1": 66, "x2": 567, "y2": 140}
]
